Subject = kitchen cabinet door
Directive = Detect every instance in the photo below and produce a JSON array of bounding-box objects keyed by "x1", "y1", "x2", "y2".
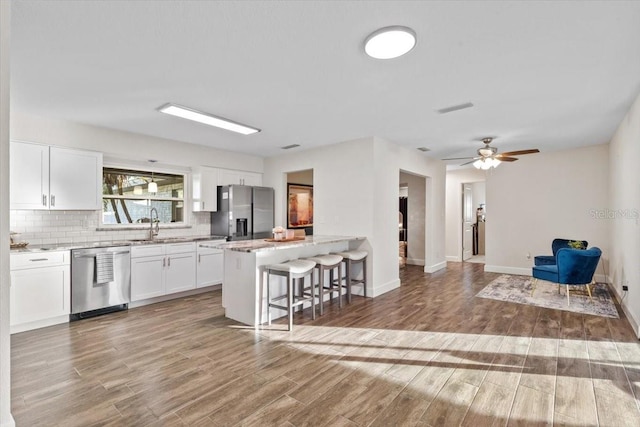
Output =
[
  {"x1": 165, "y1": 252, "x2": 196, "y2": 294},
  {"x1": 192, "y1": 166, "x2": 219, "y2": 212},
  {"x1": 218, "y1": 168, "x2": 263, "y2": 186},
  {"x1": 10, "y1": 264, "x2": 70, "y2": 327},
  {"x1": 241, "y1": 172, "x2": 262, "y2": 186},
  {"x1": 49, "y1": 146, "x2": 103, "y2": 210},
  {"x1": 131, "y1": 256, "x2": 165, "y2": 301},
  {"x1": 196, "y1": 242, "x2": 224, "y2": 288},
  {"x1": 10, "y1": 141, "x2": 50, "y2": 210}
]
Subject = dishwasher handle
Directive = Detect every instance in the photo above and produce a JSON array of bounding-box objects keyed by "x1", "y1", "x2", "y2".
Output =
[{"x1": 73, "y1": 250, "x2": 130, "y2": 258}]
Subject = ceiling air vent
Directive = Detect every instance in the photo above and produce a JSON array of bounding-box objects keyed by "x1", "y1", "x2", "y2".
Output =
[
  {"x1": 281, "y1": 144, "x2": 300, "y2": 150},
  {"x1": 436, "y1": 102, "x2": 474, "y2": 114},
  {"x1": 417, "y1": 147, "x2": 430, "y2": 152}
]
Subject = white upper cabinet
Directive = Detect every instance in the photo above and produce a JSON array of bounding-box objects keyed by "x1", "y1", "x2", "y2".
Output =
[
  {"x1": 10, "y1": 141, "x2": 49, "y2": 209},
  {"x1": 192, "y1": 166, "x2": 219, "y2": 212},
  {"x1": 10, "y1": 141, "x2": 103, "y2": 210},
  {"x1": 49, "y1": 146, "x2": 102, "y2": 210},
  {"x1": 217, "y1": 168, "x2": 262, "y2": 187}
]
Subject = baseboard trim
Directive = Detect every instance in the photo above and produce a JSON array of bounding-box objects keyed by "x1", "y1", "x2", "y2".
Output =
[
  {"x1": 484, "y1": 265, "x2": 531, "y2": 276},
  {"x1": 10, "y1": 314, "x2": 68, "y2": 334},
  {"x1": 424, "y1": 261, "x2": 447, "y2": 273},
  {"x1": 366, "y1": 278, "x2": 400, "y2": 298},
  {"x1": 406, "y1": 258, "x2": 425, "y2": 266},
  {"x1": 445, "y1": 256, "x2": 460, "y2": 262},
  {"x1": 610, "y1": 285, "x2": 640, "y2": 339},
  {"x1": 1, "y1": 414, "x2": 15, "y2": 427}
]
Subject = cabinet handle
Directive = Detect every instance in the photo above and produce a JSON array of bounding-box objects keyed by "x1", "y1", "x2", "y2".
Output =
[
  {"x1": 202, "y1": 202, "x2": 205, "y2": 210},
  {"x1": 162, "y1": 257, "x2": 166, "y2": 267},
  {"x1": 43, "y1": 194, "x2": 47, "y2": 206},
  {"x1": 168, "y1": 257, "x2": 171, "y2": 267},
  {"x1": 51, "y1": 195, "x2": 56, "y2": 207},
  {"x1": 29, "y1": 258, "x2": 49, "y2": 262},
  {"x1": 198, "y1": 254, "x2": 201, "y2": 263}
]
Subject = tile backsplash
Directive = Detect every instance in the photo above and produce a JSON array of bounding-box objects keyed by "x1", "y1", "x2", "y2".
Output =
[{"x1": 10, "y1": 210, "x2": 213, "y2": 246}]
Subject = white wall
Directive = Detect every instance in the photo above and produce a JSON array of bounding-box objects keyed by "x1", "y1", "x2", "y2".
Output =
[
  {"x1": 11, "y1": 112, "x2": 264, "y2": 172},
  {"x1": 608, "y1": 92, "x2": 640, "y2": 336},
  {"x1": 445, "y1": 168, "x2": 486, "y2": 261},
  {"x1": 472, "y1": 181, "x2": 486, "y2": 210},
  {"x1": 485, "y1": 144, "x2": 610, "y2": 276},
  {"x1": 0, "y1": 1, "x2": 13, "y2": 425},
  {"x1": 263, "y1": 137, "x2": 446, "y2": 297},
  {"x1": 400, "y1": 171, "x2": 426, "y2": 266}
]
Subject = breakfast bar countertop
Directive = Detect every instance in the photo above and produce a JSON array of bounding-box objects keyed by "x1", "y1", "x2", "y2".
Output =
[{"x1": 214, "y1": 235, "x2": 365, "y2": 253}]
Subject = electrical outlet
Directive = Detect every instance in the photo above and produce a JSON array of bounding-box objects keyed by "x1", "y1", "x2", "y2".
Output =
[
  {"x1": 526, "y1": 252, "x2": 531, "y2": 260},
  {"x1": 622, "y1": 285, "x2": 629, "y2": 291}
]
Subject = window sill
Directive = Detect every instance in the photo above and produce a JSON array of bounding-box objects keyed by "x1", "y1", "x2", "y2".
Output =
[{"x1": 97, "y1": 224, "x2": 192, "y2": 232}]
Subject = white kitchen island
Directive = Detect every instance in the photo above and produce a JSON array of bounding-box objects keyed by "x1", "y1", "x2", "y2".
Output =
[{"x1": 215, "y1": 235, "x2": 365, "y2": 326}]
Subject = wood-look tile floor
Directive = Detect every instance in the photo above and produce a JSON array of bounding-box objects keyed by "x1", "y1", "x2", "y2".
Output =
[{"x1": 11, "y1": 262, "x2": 640, "y2": 426}]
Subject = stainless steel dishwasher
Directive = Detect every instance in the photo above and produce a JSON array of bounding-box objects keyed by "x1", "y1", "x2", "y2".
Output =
[{"x1": 71, "y1": 245, "x2": 131, "y2": 320}]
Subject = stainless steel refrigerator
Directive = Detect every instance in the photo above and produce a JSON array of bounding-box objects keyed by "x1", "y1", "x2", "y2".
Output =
[{"x1": 211, "y1": 185, "x2": 274, "y2": 240}]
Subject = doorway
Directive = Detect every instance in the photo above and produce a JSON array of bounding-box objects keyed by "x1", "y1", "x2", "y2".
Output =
[
  {"x1": 462, "y1": 181, "x2": 486, "y2": 263},
  {"x1": 399, "y1": 171, "x2": 426, "y2": 269}
]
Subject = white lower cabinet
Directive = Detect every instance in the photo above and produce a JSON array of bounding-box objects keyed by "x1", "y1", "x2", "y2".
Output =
[
  {"x1": 10, "y1": 250, "x2": 71, "y2": 333},
  {"x1": 196, "y1": 240, "x2": 225, "y2": 288},
  {"x1": 130, "y1": 242, "x2": 196, "y2": 302}
]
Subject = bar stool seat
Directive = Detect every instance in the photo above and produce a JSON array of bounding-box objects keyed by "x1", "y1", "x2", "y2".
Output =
[
  {"x1": 334, "y1": 250, "x2": 368, "y2": 302},
  {"x1": 306, "y1": 254, "x2": 343, "y2": 315},
  {"x1": 266, "y1": 259, "x2": 316, "y2": 331}
]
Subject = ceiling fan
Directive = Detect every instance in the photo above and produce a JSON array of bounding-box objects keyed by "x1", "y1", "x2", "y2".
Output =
[{"x1": 443, "y1": 137, "x2": 540, "y2": 169}]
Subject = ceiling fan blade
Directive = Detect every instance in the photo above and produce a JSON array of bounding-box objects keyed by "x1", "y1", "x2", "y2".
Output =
[
  {"x1": 497, "y1": 156, "x2": 518, "y2": 162},
  {"x1": 442, "y1": 156, "x2": 475, "y2": 161},
  {"x1": 460, "y1": 159, "x2": 478, "y2": 166},
  {"x1": 498, "y1": 149, "x2": 540, "y2": 157}
]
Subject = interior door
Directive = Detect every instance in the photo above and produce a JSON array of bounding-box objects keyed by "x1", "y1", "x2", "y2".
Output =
[{"x1": 462, "y1": 184, "x2": 473, "y2": 261}]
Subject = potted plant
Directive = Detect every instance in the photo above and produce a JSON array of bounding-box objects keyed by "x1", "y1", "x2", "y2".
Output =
[{"x1": 568, "y1": 240, "x2": 586, "y2": 249}]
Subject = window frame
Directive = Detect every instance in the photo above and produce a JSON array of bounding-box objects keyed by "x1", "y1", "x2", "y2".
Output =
[{"x1": 100, "y1": 163, "x2": 191, "y2": 229}]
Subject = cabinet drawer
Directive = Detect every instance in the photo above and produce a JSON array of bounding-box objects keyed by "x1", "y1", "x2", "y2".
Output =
[
  {"x1": 166, "y1": 242, "x2": 196, "y2": 255},
  {"x1": 10, "y1": 250, "x2": 69, "y2": 270},
  {"x1": 197, "y1": 240, "x2": 225, "y2": 254},
  {"x1": 131, "y1": 245, "x2": 164, "y2": 258}
]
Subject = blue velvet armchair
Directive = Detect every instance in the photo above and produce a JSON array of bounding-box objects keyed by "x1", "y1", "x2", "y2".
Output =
[
  {"x1": 531, "y1": 247, "x2": 602, "y2": 305},
  {"x1": 534, "y1": 238, "x2": 589, "y2": 266}
]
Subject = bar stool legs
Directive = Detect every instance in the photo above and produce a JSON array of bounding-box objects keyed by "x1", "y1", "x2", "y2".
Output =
[
  {"x1": 265, "y1": 259, "x2": 316, "y2": 331},
  {"x1": 306, "y1": 254, "x2": 343, "y2": 315},
  {"x1": 334, "y1": 250, "x2": 368, "y2": 303}
]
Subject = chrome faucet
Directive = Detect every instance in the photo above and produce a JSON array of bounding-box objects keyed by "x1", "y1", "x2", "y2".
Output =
[{"x1": 149, "y1": 207, "x2": 160, "y2": 240}]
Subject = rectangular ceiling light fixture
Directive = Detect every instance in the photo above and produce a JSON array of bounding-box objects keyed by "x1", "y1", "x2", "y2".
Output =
[
  {"x1": 157, "y1": 103, "x2": 260, "y2": 135},
  {"x1": 436, "y1": 102, "x2": 474, "y2": 114}
]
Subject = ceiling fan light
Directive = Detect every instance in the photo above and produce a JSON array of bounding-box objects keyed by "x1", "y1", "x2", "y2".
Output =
[
  {"x1": 364, "y1": 26, "x2": 416, "y2": 59},
  {"x1": 473, "y1": 159, "x2": 484, "y2": 169}
]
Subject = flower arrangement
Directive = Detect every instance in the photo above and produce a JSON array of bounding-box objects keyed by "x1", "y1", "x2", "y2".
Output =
[
  {"x1": 568, "y1": 240, "x2": 586, "y2": 249},
  {"x1": 272, "y1": 226, "x2": 285, "y2": 240}
]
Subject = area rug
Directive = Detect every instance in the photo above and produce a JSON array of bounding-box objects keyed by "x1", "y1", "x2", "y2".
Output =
[{"x1": 476, "y1": 274, "x2": 619, "y2": 318}]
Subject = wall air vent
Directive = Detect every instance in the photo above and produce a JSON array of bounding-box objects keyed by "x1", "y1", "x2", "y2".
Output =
[
  {"x1": 436, "y1": 102, "x2": 474, "y2": 114},
  {"x1": 281, "y1": 144, "x2": 300, "y2": 150}
]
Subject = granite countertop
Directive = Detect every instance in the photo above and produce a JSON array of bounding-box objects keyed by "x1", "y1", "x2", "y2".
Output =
[
  {"x1": 10, "y1": 235, "x2": 229, "y2": 253},
  {"x1": 215, "y1": 235, "x2": 365, "y2": 253}
]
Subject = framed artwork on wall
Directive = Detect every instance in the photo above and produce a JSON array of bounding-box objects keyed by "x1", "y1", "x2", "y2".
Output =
[{"x1": 287, "y1": 184, "x2": 313, "y2": 229}]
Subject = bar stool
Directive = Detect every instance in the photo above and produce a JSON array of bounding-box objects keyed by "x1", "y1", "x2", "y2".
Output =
[
  {"x1": 265, "y1": 259, "x2": 316, "y2": 331},
  {"x1": 333, "y1": 250, "x2": 368, "y2": 303},
  {"x1": 305, "y1": 254, "x2": 343, "y2": 315}
]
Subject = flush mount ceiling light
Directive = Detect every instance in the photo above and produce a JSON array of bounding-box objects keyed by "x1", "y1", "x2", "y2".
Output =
[
  {"x1": 364, "y1": 26, "x2": 416, "y2": 59},
  {"x1": 157, "y1": 103, "x2": 260, "y2": 135}
]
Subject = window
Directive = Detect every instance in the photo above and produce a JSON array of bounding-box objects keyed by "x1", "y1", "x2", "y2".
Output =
[{"x1": 102, "y1": 167, "x2": 185, "y2": 225}]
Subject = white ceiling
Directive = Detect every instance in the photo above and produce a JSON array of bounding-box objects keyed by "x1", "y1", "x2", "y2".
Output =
[{"x1": 10, "y1": 1, "x2": 640, "y2": 162}]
